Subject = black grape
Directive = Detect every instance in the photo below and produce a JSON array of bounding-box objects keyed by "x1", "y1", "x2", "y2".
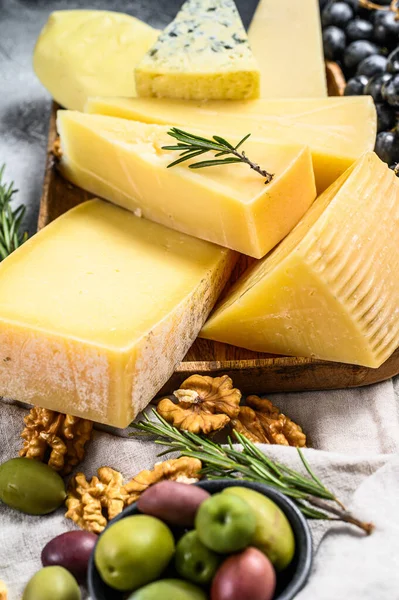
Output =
[
  {"x1": 323, "y1": 26, "x2": 347, "y2": 60},
  {"x1": 344, "y1": 75, "x2": 369, "y2": 95},
  {"x1": 387, "y1": 48, "x2": 399, "y2": 75},
  {"x1": 357, "y1": 54, "x2": 387, "y2": 77},
  {"x1": 382, "y1": 74, "x2": 399, "y2": 108},
  {"x1": 375, "y1": 103, "x2": 396, "y2": 133},
  {"x1": 344, "y1": 40, "x2": 381, "y2": 71},
  {"x1": 346, "y1": 19, "x2": 373, "y2": 41},
  {"x1": 322, "y1": 2, "x2": 354, "y2": 28},
  {"x1": 365, "y1": 73, "x2": 392, "y2": 103},
  {"x1": 375, "y1": 131, "x2": 399, "y2": 164}
]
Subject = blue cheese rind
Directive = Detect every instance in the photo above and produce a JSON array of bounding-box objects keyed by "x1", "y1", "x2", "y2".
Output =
[{"x1": 135, "y1": 0, "x2": 260, "y2": 100}]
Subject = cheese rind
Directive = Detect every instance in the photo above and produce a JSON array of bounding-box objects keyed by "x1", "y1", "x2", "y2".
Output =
[
  {"x1": 33, "y1": 10, "x2": 160, "y2": 111},
  {"x1": 248, "y1": 0, "x2": 327, "y2": 98},
  {"x1": 57, "y1": 110, "x2": 316, "y2": 258},
  {"x1": 0, "y1": 200, "x2": 236, "y2": 427},
  {"x1": 135, "y1": 0, "x2": 260, "y2": 100},
  {"x1": 201, "y1": 153, "x2": 399, "y2": 368},
  {"x1": 85, "y1": 96, "x2": 376, "y2": 193}
]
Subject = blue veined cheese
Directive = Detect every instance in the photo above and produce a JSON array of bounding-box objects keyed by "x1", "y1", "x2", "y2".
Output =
[{"x1": 135, "y1": 0, "x2": 260, "y2": 100}]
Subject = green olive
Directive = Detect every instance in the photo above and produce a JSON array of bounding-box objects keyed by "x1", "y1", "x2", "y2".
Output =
[
  {"x1": 128, "y1": 579, "x2": 207, "y2": 600},
  {"x1": 23, "y1": 566, "x2": 81, "y2": 600},
  {"x1": 95, "y1": 515, "x2": 175, "y2": 591},
  {"x1": 0, "y1": 458, "x2": 66, "y2": 515}
]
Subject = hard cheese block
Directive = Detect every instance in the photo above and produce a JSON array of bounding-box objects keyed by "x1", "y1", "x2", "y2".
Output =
[
  {"x1": 0, "y1": 200, "x2": 236, "y2": 427},
  {"x1": 33, "y1": 10, "x2": 160, "y2": 111},
  {"x1": 201, "y1": 153, "x2": 399, "y2": 368},
  {"x1": 135, "y1": 0, "x2": 260, "y2": 100},
  {"x1": 57, "y1": 110, "x2": 316, "y2": 258},
  {"x1": 85, "y1": 96, "x2": 376, "y2": 193},
  {"x1": 248, "y1": 0, "x2": 327, "y2": 98}
]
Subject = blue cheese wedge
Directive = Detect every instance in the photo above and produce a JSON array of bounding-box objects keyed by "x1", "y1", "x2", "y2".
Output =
[{"x1": 135, "y1": 0, "x2": 260, "y2": 100}]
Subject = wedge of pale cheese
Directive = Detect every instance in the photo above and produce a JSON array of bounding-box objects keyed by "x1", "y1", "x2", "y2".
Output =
[
  {"x1": 135, "y1": 0, "x2": 260, "y2": 100},
  {"x1": 57, "y1": 111, "x2": 316, "y2": 258},
  {"x1": 248, "y1": 0, "x2": 327, "y2": 98},
  {"x1": 0, "y1": 200, "x2": 236, "y2": 427},
  {"x1": 33, "y1": 10, "x2": 160, "y2": 110},
  {"x1": 201, "y1": 153, "x2": 399, "y2": 368},
  {"x1": 85, "y1": 96, "x2": 376, "y2": 193}
]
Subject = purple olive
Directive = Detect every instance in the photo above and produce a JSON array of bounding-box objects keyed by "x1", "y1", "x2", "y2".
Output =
[
  {"x1": 137, "y1": 481, "x2": 210, "y2": 527},
  {"x1": 211, "y1": 547, "x2": 276, "y2": 600},
  {"x1": 41, "y1": 531, "x2": 97, "y2": 582}
]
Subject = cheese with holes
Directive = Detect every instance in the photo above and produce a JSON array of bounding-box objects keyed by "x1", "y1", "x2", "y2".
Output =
[
  {"x1": 0, "y1": 200, "x2": 236, "y2": 427},
  {"x1": 201, "y1": 153, "x2": 399, "y2": 368},
  {"x1": 57, "y1": 110, "x2": 316, "y2": 258},
  {"x1": 248, "y1": 0, "x2": 327, "y2": 98},
  {"x1": 135, "y1": 0, "x2": 260, "y2": 100},
  {"x1": 85, "y1": 96, "x2": 376, "y2": 193},
  {"x1": 33, "y1": 10, "x2": 160, "y2": 111}
]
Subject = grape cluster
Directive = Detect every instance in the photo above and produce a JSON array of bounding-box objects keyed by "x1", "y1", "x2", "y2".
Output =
[{"x1": 320, "y1": 0, "x2": 399, "y2": 170}]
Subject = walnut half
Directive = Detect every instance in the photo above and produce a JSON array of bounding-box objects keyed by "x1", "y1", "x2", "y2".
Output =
[
  {"x1": 232, "y1": 396, "x2": 307, "y2": 447},
  {"x1": 157, "y1": 374, "x2": 241, "y2": 434},
  {"x1": 65, "y1": 457, "x2": 202, "y2": 533},
  {"x1": 19, "y1": 407, "x2": 93, "y2": 476}
]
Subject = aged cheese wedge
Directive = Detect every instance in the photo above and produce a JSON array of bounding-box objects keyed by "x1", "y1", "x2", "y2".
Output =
[
  {"x1": 135, "y1": 0, "x2": 260, "y2": 100},
  {"x1": 248, "y1": 0, "x2": 327, "y2": 98},
  {"x1": 85, "y1": 96, "x2": 376, "y2": 193},
  {"x1": 57, "y1": 110, "x2": 316, "y2": 258},
  {"x1": 201, "y1": 153, "x2": 399, "y2": 368},
  {"x1": 33, "y1": 10, "x2": 160, "y2": 110},
  {"x1": 0, "y1": 200, "x2": 236, "y2": 428}
]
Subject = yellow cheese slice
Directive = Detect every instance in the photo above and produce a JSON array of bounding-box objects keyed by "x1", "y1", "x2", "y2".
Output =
[
  {"x1": 85, "y1": 96, "x2": 376, "y2": 193},
  {"x1": 135, "y1": 0, "x2": 260, "y2": 100},
  {"x1": 0, "y1": 200, "x2": 236, "y2": 427},
  {"x1": 201, "y1": 153, "x2": 399, "y2": 368},
  {"x1": 248, "y1": 0, "x2": 327, "y2": 98},
  {"x1": 33, "y1": 10, "x2": 160, "y2": 111},
  {"x1": 57, "y1": 110, "x2": 316, "y2": 258}
]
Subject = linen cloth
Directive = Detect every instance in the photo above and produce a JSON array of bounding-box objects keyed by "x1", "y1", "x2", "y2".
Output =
[{"x1": 1, "y1": 379, "x2": 399, "y2": 600}]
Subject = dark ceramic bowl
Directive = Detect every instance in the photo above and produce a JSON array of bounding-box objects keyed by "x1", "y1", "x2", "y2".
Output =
[{"x1": 88, "y1": 479, "x2": 312, "y2": 600}]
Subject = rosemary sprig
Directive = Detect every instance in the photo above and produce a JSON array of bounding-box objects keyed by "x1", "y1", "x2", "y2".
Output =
[
  {"x1": 0, "y1": 165, "x2": 28, "y2": 260},
  {"x1": 162, "y1": 128, "x2": 274, "y2": 184},
  {"x1": 131, "y1": 410, "x2": 374, "y2": 535}
]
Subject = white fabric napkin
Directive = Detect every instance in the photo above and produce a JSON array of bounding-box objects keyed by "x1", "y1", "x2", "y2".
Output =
[{"x1": 1, "y1": 379, "x2": 399, "y2": 600}]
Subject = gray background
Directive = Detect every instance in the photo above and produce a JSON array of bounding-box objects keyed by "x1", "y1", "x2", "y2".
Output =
[{"x1": 0, "y1": 0, "x2": 259, "y2": 235}]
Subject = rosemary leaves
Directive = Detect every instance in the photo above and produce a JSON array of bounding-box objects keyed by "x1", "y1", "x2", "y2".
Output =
[
  {"x1": 0, "y1": 165, "x2": 28, "y2": 260},
  {"x1": 162, "y1": 128, "x2": 274, "y2": 184},
  {"x1": 132, "y1": 410, "x2": 374, "y2": 535}
]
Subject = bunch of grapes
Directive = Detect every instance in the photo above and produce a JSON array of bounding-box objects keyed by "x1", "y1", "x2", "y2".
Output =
[{"x1": 320, "y1": 0, "x2": 399, "y2": 170}]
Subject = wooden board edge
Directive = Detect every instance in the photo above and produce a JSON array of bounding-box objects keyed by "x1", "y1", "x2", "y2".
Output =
[
  {"x1": 160, "y1": 347, "x2": 399, "y2": 395},
  {"x1": 38, "y1": 103, "x2": 58, "y2": 231}
]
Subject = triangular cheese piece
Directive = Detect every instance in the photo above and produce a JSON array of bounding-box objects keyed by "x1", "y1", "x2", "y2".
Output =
[
  {"x1": 135, "y1": 0, "x2": 260, "y2": 100},
  {"x1": 57, "y1": 110, "x2": 316, "y2": 258},
  {"x1": 201, "y1": 153, "x2": 399, "y2": 368}
]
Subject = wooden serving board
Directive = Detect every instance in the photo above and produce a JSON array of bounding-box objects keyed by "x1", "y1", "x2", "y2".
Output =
[{"x1": 39, "y1": 97, "x2": 399, "y2": 396}]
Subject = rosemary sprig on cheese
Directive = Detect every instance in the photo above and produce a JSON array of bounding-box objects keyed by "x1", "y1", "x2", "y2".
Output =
[
  {"x1": 0, "y1": 165, "x2": 28, "y2": 260},
  {"x1": 132, "y1": 410, "x2": 374, "y2": 535},
  {"x1": 162, "y1": 128, "x2": 274, "y2": 184}
]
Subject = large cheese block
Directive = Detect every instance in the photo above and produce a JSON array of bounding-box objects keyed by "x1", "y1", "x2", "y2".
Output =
[
  {"x1": 85, "y1": 96, "x2": 376, "y2": 193},
  {"x1": 201, "y1": 153, "x2": 399, "y2": 368},
  {"x1": 248, "y1": 0, "x2": 327, "y2": 98},
  {"x1": 57, "y1": 110, "x2": 316, "y2": 258},
  {"x1": 33, "y1": 10, "x2": 160, "y2": 111},
  {"x1": 135, "y1": 0, "x2": 260, "y2": 100},
  {"x1": 0, "y1": 200, "x2": 236, "y2": 427}
]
